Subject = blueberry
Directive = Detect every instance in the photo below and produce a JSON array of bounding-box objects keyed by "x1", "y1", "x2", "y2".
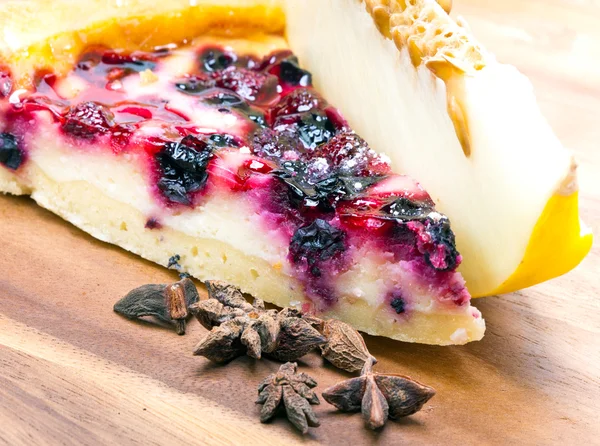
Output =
[
  {"x1": 289, "y1": 219, "x2": 346, "y2": 268},
  {"x1": 390, "y1": 295, "x2": 405, "y2": 314},
  {"x1": 279, "y1": 60, "x2": 312, "y2": 87},
  {"x1": 155, "y1": 135, "x2": 215, "y2": 205},
  {"x1": 0, "y1": 132, "x2": 23, "y2": 170}
]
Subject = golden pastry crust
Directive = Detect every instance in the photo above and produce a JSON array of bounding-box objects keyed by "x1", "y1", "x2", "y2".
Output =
[{"x1": 0, "y1": 0, "x2": 284, "y2": 87}]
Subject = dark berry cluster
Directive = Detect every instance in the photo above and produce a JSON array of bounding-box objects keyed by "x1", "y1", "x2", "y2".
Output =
[
  {"x1": 424, "y1": 218, "x2": 460, "y2": 272},
  {"x1": 155, "y1": 135, "x2": 215, "y2": 205},
  {"x1": 289, "y1": 219, "x2": 346, "y2": 277}
]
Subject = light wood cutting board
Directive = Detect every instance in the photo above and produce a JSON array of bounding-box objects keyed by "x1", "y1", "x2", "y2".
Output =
[{"x1": 1, "y1": 1, "x2": 599, "y2": 444}]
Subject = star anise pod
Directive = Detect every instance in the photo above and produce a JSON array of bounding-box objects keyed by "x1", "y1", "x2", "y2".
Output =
[
  {"x1": 113, "y1": 278, "x2": 199, "y2": 335},
  {"x1": 189, "y1": 281, "x2": 326, "y2": 363},
  {"x1": 322, "y1": 357, "x2": 436, "y2": 430},
  {"x1": 256, "y1": 362, "x2": 320, "y2": 434}
]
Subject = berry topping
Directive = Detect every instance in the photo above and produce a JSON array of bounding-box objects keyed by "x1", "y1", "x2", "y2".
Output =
[
  {"x1": 61, "y1": 101, "x2": 114, "y2": 139},
  {"x1": 314, "y1": 130, "x2": 390, "y2": 177},
  {"x1": 201, "y1": 90, "x2": 246, "y2": 107},
  {"x1": 101, "y1": 51, "x2": 157, "y2": 70},
  {"x1": 0, "y1": 132, "x2": 23, "y2": 170},
  {"x1": 117, "y1": 106, "x2": 153, "y2": 120},
  {"x1": 274, "y1": 160, "x2": 342, "y2": 211},
  {"x1": 174, "y1": 75, "x2": 216, "y2": 95},
  {"x1": 270, "y1": 88, "x2": 325, "y2": 122},
  {"x1": 155, "y1": 135, "x2": 215, "y2": 205},
  {"x1": 213, "y1": 67, "x2": 272, "y2": 102},
  {"x1": 275, "y1": 112, "x2": 337, "y2": 150},
  {"x1": 381, "y1": 197, "x2": 433, "y2": 221},
  {"x1": 250, "y1": 127, "x2": 302, "y2": 160},
  {"x1": 199, "y1": 47, "x2": 237, "y2": 72},
  {"x1": 279, "y1": 59, "x2": 312, "y2": 87},
  {"x1": 289, "y1": 219, "x2": 346, "y2": 275},
  {"x1": 424, "y1": 218, "x2": 460, "y2": 272}
]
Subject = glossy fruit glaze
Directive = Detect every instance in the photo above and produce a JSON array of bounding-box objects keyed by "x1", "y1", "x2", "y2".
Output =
[{"x1": 0, "y1": 43, "x2": 470, "y2": 313}]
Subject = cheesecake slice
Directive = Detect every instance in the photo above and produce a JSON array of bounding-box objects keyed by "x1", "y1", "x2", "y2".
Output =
[{"x1": 0, "y1": 27, "x2": 484, "y2": 344}]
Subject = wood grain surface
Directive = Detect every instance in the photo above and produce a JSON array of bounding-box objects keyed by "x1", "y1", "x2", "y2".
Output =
[{"x1": 1, "y1": 1, "x2": 599, "y2": 444}]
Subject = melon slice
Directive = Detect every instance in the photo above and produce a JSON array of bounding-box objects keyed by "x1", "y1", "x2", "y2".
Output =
[{"x1": 283, "y1": 0, "x2": 593, "y2": 297}]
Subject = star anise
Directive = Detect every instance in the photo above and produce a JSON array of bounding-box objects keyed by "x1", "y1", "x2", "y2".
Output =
[
  {"x1": 113, "y1": 278, "x2": 199, "y2": 335},
  {"x1": 322, "y1": 357, "x2": 436, "y2": 430},
  {"x1": 256, "y1": 362, "x2": 320, "y2": 434},
  {"x1": 189, "y1": 281, "x2": 326, "y2": 363}
]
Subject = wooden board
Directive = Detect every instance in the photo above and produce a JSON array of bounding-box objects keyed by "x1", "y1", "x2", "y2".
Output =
[{"x1": 1, "y1": 0, "x2": 599, "y2": 444}]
